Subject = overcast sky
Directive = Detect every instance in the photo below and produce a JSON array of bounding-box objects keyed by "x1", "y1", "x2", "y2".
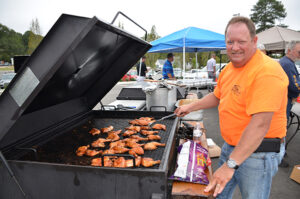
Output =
[{"x1": 0, "y1": 0, "x2": 299, "y2": 38}]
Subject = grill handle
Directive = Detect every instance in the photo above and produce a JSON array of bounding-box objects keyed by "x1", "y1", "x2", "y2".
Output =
[
  {"x1": 0, "y1": 151, "x2": 27, "y2": 197},
  {"x1": 111, "y1": 11, "x2": 148, "y2": 41},
  {"x1": 150, "y1": 106, "x2": 167, "y2": 112},
  {"x1": 102, "y1": 154, "x2": 136, "y2": 168}
]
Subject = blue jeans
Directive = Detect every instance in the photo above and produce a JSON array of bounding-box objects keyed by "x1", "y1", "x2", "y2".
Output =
[{"x1": 216, "y1": 142, "x2": 285, "y2": 199}]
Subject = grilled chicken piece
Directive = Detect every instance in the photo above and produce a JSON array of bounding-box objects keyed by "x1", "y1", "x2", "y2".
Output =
[
  {"x1": 129, "y1": 146, "x2": 144, "y2": 157},
  {"x1": 113, "y1": 157, "x2": 126, "y2": 168},
  {"x1": 101, "y1": 125, "x2": 114, "y2": 133},
  {"x1": 125, "y1": 140, "x2": 144, "y2": 148},
  {"x1": 138, "y1": 117, "x2": 155, "y2": 121},
  {"x1": 91, "y1": 158, "x2": 102, "y2": 167},
  {"x1": 91, "y1": 157, "x2": 113, "y2": 167},
  {"x1": 85, "y1": 149, "x2": 102, "y2": 157},
  {"x1": 147, "y1": 135, "x2": 161, "y2": 141},
  {"x1": 143, "y1": 142, "x2": 166, "y2": 150},
  {"x1": 125, "y1": 156, "x2": 142, "y2": 167},
  {"x1": 76, "y1": 145, "x2": 90, "y2": 156},
  {"x1": 123, "y1": 130, "x2": 137, "y2": 137},
  {"x1": 103, "y1": 149, "x2": 115, "y2": 155},
  {"x1": 110, "y1": 146, "x2": 130, "y2": 154},
  {"x1": 140, "y1": 126, "x2": 151, "y2": 130},
  {"x1": 109, "y1": 140, "x2": 126, "y2": 148},
  {"x1": 91, "y1": 138, "x2": 110, "y2": 148},
  {"x1": 89, "y1": 128, "x2": 101, "y2": 136},
  {"x1": 152, "y1": 124, "x2": 166, "y2": 131},
  {"x1": 125, "y1": 125, "x2": 141, "y2": 132},
  {"x1": 106, "y1": 132, "x2": 120, "y2": 142},
  {"x1": 140, "y1": 130, "x2": 159, "y2": 136},
  {"x1": 130, "y1": 135, "x2": 148, "y2": 141},
  {"x1": 141, "y1": 157, "x2": 161, "y2": 167},
  {"x1": 129, "y1": 119, "x2": 153, "y2": 126}
]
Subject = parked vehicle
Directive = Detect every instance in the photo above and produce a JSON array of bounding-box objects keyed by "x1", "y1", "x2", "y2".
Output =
[
  {"x1": 121, "y1": 69, "x2": 137, "y2": 81},
  {"x1": 173, "y1": 68, "x2": 182, "y2": 78},
  {"x1": 0, "y1": 72, "x2": 16, "y2": 89}
]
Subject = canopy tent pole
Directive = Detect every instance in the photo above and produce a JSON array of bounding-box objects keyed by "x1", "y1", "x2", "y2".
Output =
[
  {"x1": 195, "y1": 52, "x2": 198, "y2": 69},
  {"x1": 183, "y1": 44, "x2": 186, "y2": 74}
]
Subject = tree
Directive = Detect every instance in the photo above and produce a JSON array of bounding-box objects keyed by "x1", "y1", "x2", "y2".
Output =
[
  {"x1": 144, "y1": 25, "x2": 161, "y2": 68},
  {"x1": 250, "y1": 0, "x2": 287, "y2": 33},
  {"x1": 26, "y1": 18, "x2": 43, "y2": 54}
]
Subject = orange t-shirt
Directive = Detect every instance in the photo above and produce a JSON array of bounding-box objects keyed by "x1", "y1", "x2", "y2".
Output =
[{"x1": 214, "y1": 50, "x2": 289, "y2": 146}]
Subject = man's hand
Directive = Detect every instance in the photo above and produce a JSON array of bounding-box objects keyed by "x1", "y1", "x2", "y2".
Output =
[
  {"x1": 174, "y1": 105, "x2": 191, "y2": 117},
  {"x1": 204, "y1": 163, "x2": 235, "y2": 197}
]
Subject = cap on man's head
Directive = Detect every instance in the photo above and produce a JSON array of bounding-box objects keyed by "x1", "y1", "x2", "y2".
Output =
[{"x1": 167, "y1": 53, "x2": 174, "y2": 59}]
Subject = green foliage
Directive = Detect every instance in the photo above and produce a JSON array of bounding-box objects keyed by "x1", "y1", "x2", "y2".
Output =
[
  {"x1": 0, "y1": 19, "x2": 44, "y2": 62},
  {"x1": 143, "y1": 25, "x2": 161, "y2": 68},
  {"x1": 0, "y1": 24, "x2": 26, "y2": 62},
  {"x1": 250, "y1": 0, "x2": 287, "y2": 33}
]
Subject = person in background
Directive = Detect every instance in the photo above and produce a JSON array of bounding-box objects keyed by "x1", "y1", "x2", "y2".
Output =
[
  {"x1": 162, "y1": 53, "x2": 175, "y2": 80},
  {"x1": 207, "y1": 53, "x2": 216, "y2": 80},
  {"x1": 280, "y1": 41, "x2": 300, "y2": 120},
  {"x1": 136, "y1": 56, "x2": 147, "y2": 82},
  {"x1": 175, "y1": 16, "x2": 288, "y2": 198},
  {"x1": 257, "y1": 43, "x2": 267, "y2": 54},
  {"x1": 279, "y1": 41, "x2": 300, "y2": 168}
]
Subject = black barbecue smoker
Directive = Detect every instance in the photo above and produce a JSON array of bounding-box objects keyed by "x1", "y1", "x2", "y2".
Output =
[{"x1": 0, "y1": 13, "x2": 179, "y2": 199}]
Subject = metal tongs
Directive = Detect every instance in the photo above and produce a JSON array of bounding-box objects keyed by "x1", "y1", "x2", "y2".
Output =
[{"x1": 149, "y1": 113, "x2": 177, "y2": 126}]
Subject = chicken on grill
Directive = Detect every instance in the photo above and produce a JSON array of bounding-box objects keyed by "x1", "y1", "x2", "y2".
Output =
[
  {"x1": 129, "y1": 119, "x2": 154, "y2": 126},
  {"x1": 143, "y1": 142, "x2": 166, "y2": 150},
  {"x1": 113, "y1": 157, "x2": 126, "y2": 168},
  {"x1": 106, "y1": 132, "x2": 120, "y2": 142},
  {"x1": 76, "y1": 145, "x2": 90, "y2": 156},
  {"x1": 101, "y1": 125, "x2": 114, "y2": 133},
  {"x1": 129, "y1": 146, "x2": 144, "y2": 157},
  {"x1": 125, "y1": 139, "x2": 144, "y2": 148},
  {"x1": 109, "y1": 140, "x2": 126, "y2": 148},
  {"x1": 147, "y1": 135, "x2": 161, "y2": 141},
  {"x1": 91, "y1": 156, "x2": 113, "y2": 167},
  {"x1": 130, "y1": 135, "x2": 148, "y2": 141},
  {"x1": 138, "y1": 117, "x2": 155, "y2": 121},
  {"x1": 103, "y1": 149, "x2": 115, "y2": 155},
  {"x1": 91, "y1": 138, "x2": 110, "y2": 148},
  {"x1": 123, "y1": 130, "x2": 137, "y2": 137},
  {"x1": 125, "y1": 125, "x2": 141, "y2": 132},
  {"x1": 85, "y1": 149, "x2": 102, "y2": 157},
  {"x1": 141, "y1": 157, "x2": 161, "y2": 167},
  {"x1": 110, "y1": 146, "x2": 130, "y2": 154},
  {"x1": 89, "y1": 128, "x2": 101, "y2": 136},
  {"x1": 125, "y1": 156, "x2": 142, "y2": 167},
  {"x1": 152, "y1": 124, "x2": 166, "y2": 131},
  {"x1": 140, "y1": 126, "x2": 151, "y2": 130},
  {"x1": 140, "y1": 130, "x2": 159, "y2": 136}
]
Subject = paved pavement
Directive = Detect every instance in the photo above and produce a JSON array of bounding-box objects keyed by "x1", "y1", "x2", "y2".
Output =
[{"x1": 100, "y1": 82, "x2": 300, "y2": 199}]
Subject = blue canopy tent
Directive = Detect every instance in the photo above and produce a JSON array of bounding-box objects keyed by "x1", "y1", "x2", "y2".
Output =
[{"x1": 148, "y1": 26, "x2": 226, "y2": 72}]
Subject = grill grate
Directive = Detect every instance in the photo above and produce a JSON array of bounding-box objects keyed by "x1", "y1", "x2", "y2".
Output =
[{"x1": 20, "y1": 115, "x2": 175, "y2": 169}]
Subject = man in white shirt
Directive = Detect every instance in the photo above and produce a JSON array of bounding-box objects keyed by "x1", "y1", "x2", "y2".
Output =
[{"x1": 207, "y1": 53, "x2": 216, "y2": 80}]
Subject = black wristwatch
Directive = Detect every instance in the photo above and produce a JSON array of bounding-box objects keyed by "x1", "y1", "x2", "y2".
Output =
[{"x1": 226, "y1": 158, "x2": 239, "y2": 170}]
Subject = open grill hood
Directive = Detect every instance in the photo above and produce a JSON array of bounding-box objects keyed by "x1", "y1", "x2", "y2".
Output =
[{"x1": 0, "y1": 14, "x2": 151, "y2": 150}]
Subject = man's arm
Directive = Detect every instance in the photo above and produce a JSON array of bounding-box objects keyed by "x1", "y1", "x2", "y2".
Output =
[
  {"x1": 205, "y1": 111, "x2": 273, "y2": 197},
  {"x1": 175, "y1": 93, "x2": 219, "y2": 117}
]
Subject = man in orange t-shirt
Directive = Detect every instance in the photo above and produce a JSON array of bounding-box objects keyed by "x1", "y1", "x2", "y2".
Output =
[{"x1": 175, "y1": 16, "x2": 288, "y2": 199}]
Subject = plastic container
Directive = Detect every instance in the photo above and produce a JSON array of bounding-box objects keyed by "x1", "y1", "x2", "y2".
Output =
[{"x1": 193, "y1": 122, "x2": 203, "y2": 144}]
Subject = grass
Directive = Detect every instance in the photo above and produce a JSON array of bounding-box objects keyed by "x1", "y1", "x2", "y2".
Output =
[{"x1": 0, "y1": 66, "x2": 14, "y2": 71}]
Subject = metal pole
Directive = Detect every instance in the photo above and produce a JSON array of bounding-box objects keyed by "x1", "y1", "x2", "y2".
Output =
[
  {"x1": 183, "y1": 42, "x2": 186, "y2": 74},
  {"x1": 195, "y1": 52, "x2": 198, "y2": 69}
]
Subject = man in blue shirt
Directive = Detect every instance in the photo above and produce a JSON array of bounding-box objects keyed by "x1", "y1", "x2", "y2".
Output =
[
  {"x1": 279, "y1": 41, "x2": 300, "y2": 120},
  {"x1": 162, "y1": 53, "x2": 175, "y2": 79}
]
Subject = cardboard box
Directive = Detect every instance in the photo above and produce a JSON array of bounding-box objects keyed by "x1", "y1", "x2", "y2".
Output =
[
  {"x1": 290, "y1": 164, "x2": 300, "y2": 184},
  {"x1": 207, "y1": 138, "x2": 221, "y2": 158}
]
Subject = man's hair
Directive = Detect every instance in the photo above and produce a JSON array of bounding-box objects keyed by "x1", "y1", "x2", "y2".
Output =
[
  {"x1": 225, "y1": 16, "x2": 256, "y2": 39},
  {"x1": 167, "y1": 53, "x2": 174, "y2": 59},
  {"x1": 285, "y1": 40, "x2": 300, "y2": 54},
  {"x1": 142, "y1": 56, "x2": 146, "y2": 59},
  {"x1": 211, "y1": 53, "x2": 216, "y2": 57}
]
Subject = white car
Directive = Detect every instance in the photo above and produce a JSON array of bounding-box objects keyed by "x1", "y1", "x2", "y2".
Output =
[{"x1": 0, "y1": 73, "x2": 16, "y2": 89}]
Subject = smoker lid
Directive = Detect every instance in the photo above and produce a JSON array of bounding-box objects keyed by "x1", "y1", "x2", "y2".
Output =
[{"x1": 0, "y1": 14, "x2": 151, "y2": 149}]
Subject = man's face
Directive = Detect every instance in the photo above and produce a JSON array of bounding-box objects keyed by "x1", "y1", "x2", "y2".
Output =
[
  {"x1": 226, "y1": 23, "x2": 257, "y2": 67},
  {"x1": 169, "y1": 56, "x2": 174, "y2": 62},
  {"x1": 288, "y1": 43, "x2": 300, "y2": 61}
]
